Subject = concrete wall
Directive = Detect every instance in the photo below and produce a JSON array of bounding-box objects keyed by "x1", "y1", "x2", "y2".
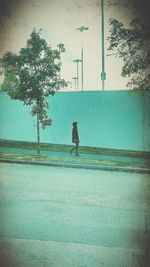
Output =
[{"x1": 0, "y1": 91, "x2": 150, "y2": 151}]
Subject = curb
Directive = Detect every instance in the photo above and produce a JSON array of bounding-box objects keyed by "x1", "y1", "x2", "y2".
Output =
[{"x1": 0, "y1": 158, "x2": 150, "y2": 174}]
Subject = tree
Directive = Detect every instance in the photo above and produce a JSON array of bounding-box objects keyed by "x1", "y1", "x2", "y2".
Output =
[
  {"x1": 107, "y1": 18, "x2": 150, "y2": 91},
  {"x1": 0, "y1": 29, "x2": 67, "y2": 155}
]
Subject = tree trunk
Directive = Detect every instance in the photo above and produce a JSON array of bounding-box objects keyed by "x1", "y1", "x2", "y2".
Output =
[{"x1": 37, "y1": 105, "x2": 40, "y2": 156}]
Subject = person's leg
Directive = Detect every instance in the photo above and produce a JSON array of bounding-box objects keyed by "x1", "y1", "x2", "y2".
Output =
[
  {"x1": 75, "y1": 143, "x2": 79, "y2": 156},
  {"x1": 70, "y1": 145, "x2": 76, "y2": 155}
]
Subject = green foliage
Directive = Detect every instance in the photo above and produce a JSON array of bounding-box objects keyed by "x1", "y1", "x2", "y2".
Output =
[
  {"x1": 1, "y1": 72, "x2": 19, "y2": 96},
  {"x1": 0, "y1": 29, "x2": 68, "y2": 154},
  {"x1": 107, "y1": 18, "x2": 150, "y2": 91},
  {"x1": 0, "y1": 29, "x2": 67, "y2": 127}
]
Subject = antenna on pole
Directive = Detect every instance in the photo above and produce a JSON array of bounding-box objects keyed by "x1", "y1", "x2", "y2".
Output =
[
  {"x1": 77, "y1": 26, "x2": 89, "y2": 91},
  {"x1": 73, "y1": 59, "x2": 82, "y2": 91}
]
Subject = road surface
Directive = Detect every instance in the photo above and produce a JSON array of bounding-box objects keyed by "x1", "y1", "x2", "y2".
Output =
[{"x1": 0, "y1": 163, "x2": 150, "y2": 266}]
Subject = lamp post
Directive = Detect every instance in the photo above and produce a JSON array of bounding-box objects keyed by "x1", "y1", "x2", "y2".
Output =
[
  {"x1": 73, "y1": 59, "x2": 82, "y2": 91},
  {"x1": 101, "y1": 0, "x2": 106, "y2": 90},
  {"x1": 72, "y1": 77, "x2": 78, "y2": 91},
  {"x1": 77, "y1": 26, "x2": 89, "y2": 91}
]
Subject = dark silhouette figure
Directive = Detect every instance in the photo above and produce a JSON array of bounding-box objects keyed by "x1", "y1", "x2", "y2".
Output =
[{"x1": 70, "y1": 121, "x2": 80, "y2": 156}]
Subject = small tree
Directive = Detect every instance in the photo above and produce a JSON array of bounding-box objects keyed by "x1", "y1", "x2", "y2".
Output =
[
  {"x1": 0, "y1": 29, "x2": 67, "y2": 155},
  {"x1": 107, "y1": 18, "x2": 150, "y2": 91}
]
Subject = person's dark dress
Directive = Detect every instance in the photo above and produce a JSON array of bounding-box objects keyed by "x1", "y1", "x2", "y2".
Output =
[
  {"x1": 70, "y1": 122, "x2": 80, "y2": 156},
  {"x1": 72, "y1": 125, "x2": 79, "y2": 144}
]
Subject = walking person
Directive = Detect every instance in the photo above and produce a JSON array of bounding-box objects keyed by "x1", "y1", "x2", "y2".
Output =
[{"x1": 70, "y1": 121, "x2": 80, "y2": 156}]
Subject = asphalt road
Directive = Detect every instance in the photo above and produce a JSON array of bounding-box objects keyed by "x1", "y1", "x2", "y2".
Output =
[{"x1": 0, "y1": 163, "x2": 150, "y2": 267}]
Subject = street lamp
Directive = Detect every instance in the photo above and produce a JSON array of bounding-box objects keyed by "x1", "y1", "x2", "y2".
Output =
[
  {"x1": 72, "y1": 77, "x2": 78, "y2": 91},
  {"x1": 101, "y1": 0, "x2": 106, "y2": 90},
  {"x1": 77, "y1": 26, "x2": 89, "y2": 91},
  {"x1": 73, "y1": 59, "x2": 82, "y2": 91}
]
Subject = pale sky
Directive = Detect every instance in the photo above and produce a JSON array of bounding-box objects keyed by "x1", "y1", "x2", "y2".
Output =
[{"x1": 0, "y1": 0, "x2": 148, "y2": 91}]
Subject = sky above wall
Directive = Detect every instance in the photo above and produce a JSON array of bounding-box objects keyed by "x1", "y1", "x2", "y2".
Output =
[{"x1": 0, "y1": 0, "x2": 149, "y2": 91}]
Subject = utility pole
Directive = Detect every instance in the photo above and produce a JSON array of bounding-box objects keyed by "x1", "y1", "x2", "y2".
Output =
[
  {"x1": 101, "y1": 0, "x2": 106, "y2": 90},
  {"x1": 77, "y1": 26, "x2": 89, "y2": 91},
  {"x1": 72, "y1": 77, "x2": 78, "y2": 91},
  {"x1": 73, "y1": 59, "x2": 82, "y2": 91}
]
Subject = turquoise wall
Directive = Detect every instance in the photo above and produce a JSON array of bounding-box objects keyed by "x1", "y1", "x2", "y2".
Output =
[{"x1": 0, "y1": 91, "x2": 150, "y2": 151}]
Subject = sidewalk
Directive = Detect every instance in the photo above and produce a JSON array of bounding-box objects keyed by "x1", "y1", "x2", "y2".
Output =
[{"x1": 0, "y1": 147, "x2": 150, "y2": 173}]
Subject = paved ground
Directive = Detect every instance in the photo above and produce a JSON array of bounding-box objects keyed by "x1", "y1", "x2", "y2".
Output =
[
  {"x1": 0, "y1": 163, "x2": 150, "y2": 266},
  {"x1": 1, "y1": 146, "x2": 150, "y2": 163},
  {"x1": 1, "y1": 147, "x2": 150, "y2": 173}
]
